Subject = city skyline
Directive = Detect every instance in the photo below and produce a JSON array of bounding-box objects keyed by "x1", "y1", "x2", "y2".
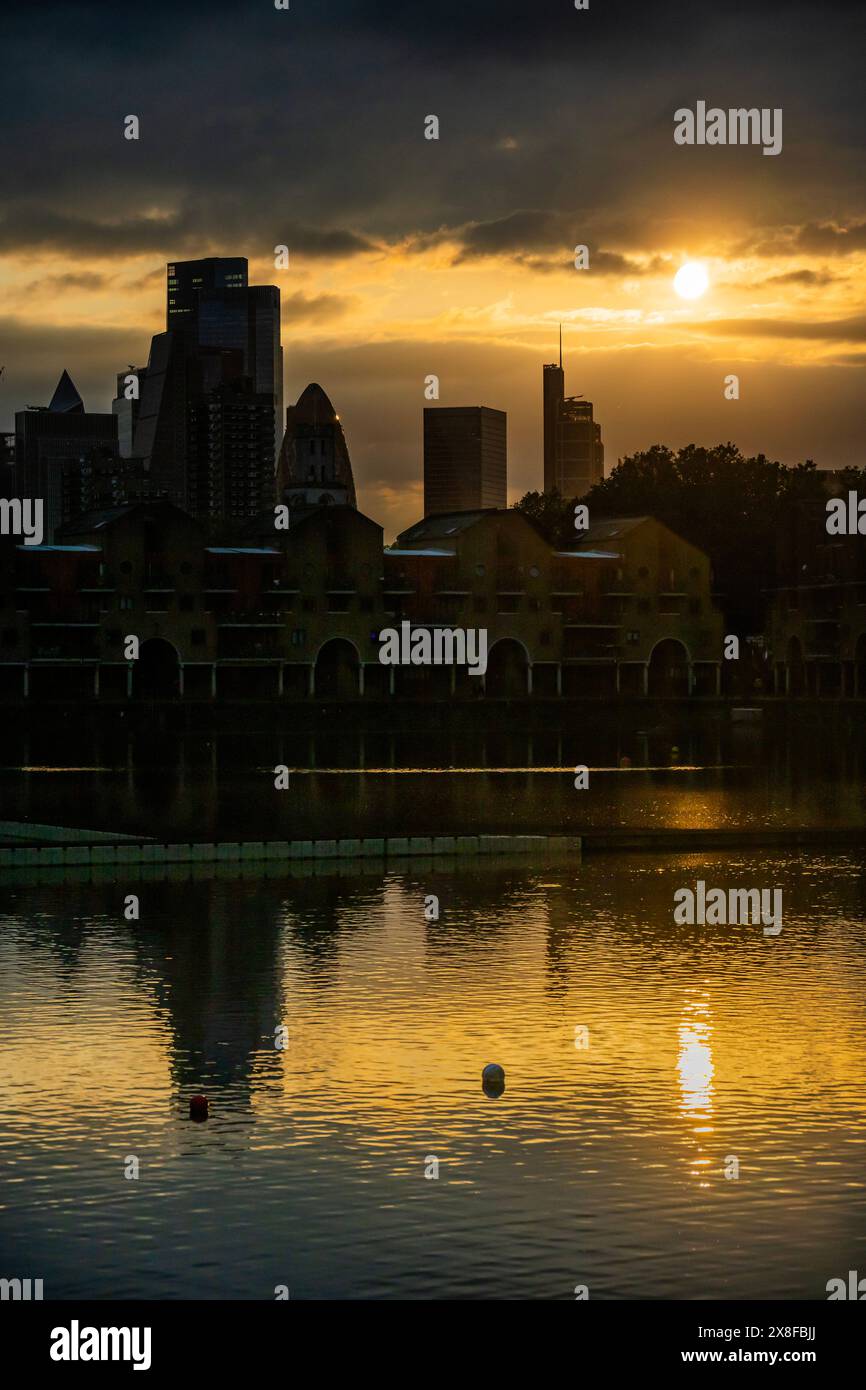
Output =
[{"x1": 1, "y1": 1, "x2": 864, "y2": 538}]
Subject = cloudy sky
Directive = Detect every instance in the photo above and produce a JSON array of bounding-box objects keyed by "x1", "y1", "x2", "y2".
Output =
[{"x1": 1, "y1": 0, "x2": 864, "y2": 536}]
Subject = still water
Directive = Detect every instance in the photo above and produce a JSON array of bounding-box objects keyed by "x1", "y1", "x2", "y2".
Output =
[
  {"x1": 1, "y1": 851, "x2": 865, "y2": 1299},
  {"x1": 1, "y1": 714, "x2": 865, "y2": 838}
]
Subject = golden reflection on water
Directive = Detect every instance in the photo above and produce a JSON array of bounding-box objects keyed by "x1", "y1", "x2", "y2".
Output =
[
  {"x1": 678, "y1": 991, "x2": 716, "y2": 1185},
  {"x1": 1, "y1": 851, "x2": 865, "y2": 1298}
]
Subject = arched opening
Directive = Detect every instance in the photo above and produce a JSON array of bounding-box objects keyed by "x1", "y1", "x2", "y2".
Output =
[
  {"x1": 132, "y1": 637, "x2": 180, "y2": 699},
  {"x1": 787, "y1": 635, "x2": 806, "y2": 696},
  {"x1": 314, "y1": 638, "x2": 360, "y2": 699},
  {"x1": 485, "y1": 638, "x2": 529, "y2": 698},
  {"x1": 647, "y1": 638, "x2": 690, "y2": 698}
]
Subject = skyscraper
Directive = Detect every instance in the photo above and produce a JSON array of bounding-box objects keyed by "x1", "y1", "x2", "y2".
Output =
[
  {"x1": 129, "y1": 257, "x2": 284, "y2": 526},
  {"x1": 423, "y1": 406, "x2": 507, "y2": 516},
  {"x1": 166, "y1": 256, "x2": 249, "y2": 336},
  {"x1": 543, "y1": 335, "x2": 604, "y2": 498}
]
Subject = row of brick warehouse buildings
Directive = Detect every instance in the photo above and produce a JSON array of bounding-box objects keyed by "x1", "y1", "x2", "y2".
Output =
[
  {"x1": 0, "y1": 500, "x2": 731, "y2": 702},
  {"x1": 1, "y1": 493, "x2": 863, "y2": 703}
]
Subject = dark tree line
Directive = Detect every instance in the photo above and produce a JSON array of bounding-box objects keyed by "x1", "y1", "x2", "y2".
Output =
[{"x1": 515, "y1": 443, "x2": 865, "y2": 630}]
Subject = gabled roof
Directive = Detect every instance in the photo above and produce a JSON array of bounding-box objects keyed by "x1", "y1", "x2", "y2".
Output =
[
  {"x1": 571, "y1": 516, "x2": 650, "y2": 544},
  {"x1": 396, "y1": 509, "x2": 503, "y2": 544},
  {"x1": 56, "y1": 499, "x2": 199, "y2": 538}
]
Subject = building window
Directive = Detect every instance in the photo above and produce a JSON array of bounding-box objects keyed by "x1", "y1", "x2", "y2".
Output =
[
  {"x1": 540, "y1": 630, "x2": 550, "y2": 646},
  {"x1": 360, "y1": 596, "x2": 374, "y2": 613},
  {"x1": 689, "y1": 598, "x2": 701, "y2": 615},
  {"x1": 626, "y1": 630, "x2": 640, "y2": 645},
  {"x1": 2, "y1": 628, "x2": 18, "y2": 646},
  {"x1": 473, "y1": 597, "x2": 487, "y2": 613},
  {"x1": 191, "y1": 629, "x2": 206, "y2": 646},
  {"x1": 302, "y1": 597, "x2": 317, "y2": 613},
  {"x1": 180, "y1": 594, "x2": 195, "y2": 612},
  {"x1": 120, "y1": 596, "x2": 134, "y2": 610}
]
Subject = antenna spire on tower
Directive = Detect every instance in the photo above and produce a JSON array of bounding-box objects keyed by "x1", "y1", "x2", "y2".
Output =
[{"x1": 559, "y1": 324, "x2": 562, "y2": 369}]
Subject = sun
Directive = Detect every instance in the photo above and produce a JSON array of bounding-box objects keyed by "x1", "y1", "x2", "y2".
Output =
[{"x1": 673, "y1": 261, "x2": 710, "y2": 300}]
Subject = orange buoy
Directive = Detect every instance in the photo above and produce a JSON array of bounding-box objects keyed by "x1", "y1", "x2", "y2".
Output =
[{"x1": 189, "y1": 1094, "x2": 209, "y2": 1121}]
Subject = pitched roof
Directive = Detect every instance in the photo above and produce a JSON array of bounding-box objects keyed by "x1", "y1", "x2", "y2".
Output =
[
  {"x1": 571, "y1": 516, "x2": 650, "y2": 544},
  {"x1": 396, "y1": 510, "x2": 502, "y2": 543}
]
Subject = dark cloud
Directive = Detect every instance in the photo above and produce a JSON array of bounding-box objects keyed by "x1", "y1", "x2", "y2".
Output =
[
  {"x1": 0, "y1": 206, "x2": 374, "y2": 261},
  {"x1": 744, "y1": 221, "x2": 866, "y2": 258},
  {"x1": 760, "y1": 269, "x2": 841, "y2": 287},
  {"x1": 2, "y1": 0, "x2": 864, "y2": 523},
  {"x1": 697, "y1": 315, "x2": 866, "y2": 341},
  {"x1": 282, "y1": 291, "x2": 358, "y2": 322},
  {"x1": 27, "y1": 271, "x2": 115, "y2": 293}
]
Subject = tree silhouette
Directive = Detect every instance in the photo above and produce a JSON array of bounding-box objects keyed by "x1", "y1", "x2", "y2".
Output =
[{"x1": 515, "y1": 443, "x2": 864, "y2": 629}]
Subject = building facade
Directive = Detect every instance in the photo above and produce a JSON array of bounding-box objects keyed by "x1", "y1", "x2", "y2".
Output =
[
  {"x1": 0, "y1": 501, "x2": 726, "y2": 703},
  {"x1": 767, "y1": 480, "x2": 866, "y2": 697},
  {"x1": 423, "y1": 406, "x2": 506, "y2": 516}
]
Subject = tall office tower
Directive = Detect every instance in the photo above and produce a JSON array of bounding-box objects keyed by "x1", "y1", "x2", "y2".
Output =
[
  {"x1": 166, "y1": 256, "x2": 249, "y2": 337},
  {"x1": 423, "y1": 406, "x2": 507, "y2": 516},
  {"x1": 130, "y1": 332, "x2": 189, "y2": 506},
  {"x1": 14, "y1": 371, "x2": 118, "y2": 539},
  {"x1": 276, "y1": 383, "x2": 357, "y2": 510},
  {"x1": 186, "y1": 349, "x2": 276, "y2": 522},
  {"x1": 196, "y1": 285, "x2": 283, "y2": 462},
  {"x1": 167, "y1": 257, "x2": 283, "y2": 464},
  {"x1": 542, "y1": 338, "x2": 604, "y2": 498},
  {"x1": 132, "y1": 257, "x2": 284, "y2": 523}
]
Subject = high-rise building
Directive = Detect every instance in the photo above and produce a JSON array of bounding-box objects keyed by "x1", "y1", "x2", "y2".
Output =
[
  {"x1": 196, "y1": 284, "x2": 283, "y2": 461},
  {"x1": 112, "y1": 366, "x2": 148, "y2": 458},
  {"x1": 423, "y1": 406, "x2": 506, "y2": 516},
  {"x1": 166, "y1": 257, "x2": 283, "y2": 463},
  {"x1": 186, "y1": 350, "x2": 276, "y2": 522},
  {"x1": 129, "y1": 256, "x2": 284, "y2": 526},
  {"x1": 129, "y1": 332, "x2": 188, "y2": 506},
  {"x1": 543, "y1": 336, "x2": 604, "y2": 498},
  {"x1": 14, "y1": 371, "x2": 119, "y2": 539},
  {"x1": 166, "y1": 256, "x2": 248, "y2": 337}
]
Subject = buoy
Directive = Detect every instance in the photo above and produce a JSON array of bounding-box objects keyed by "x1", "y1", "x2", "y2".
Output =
[
  {"x1": 189, "y1": 1094, "x2": 209, "y2": 1121},
  {"x1": 482, "y1": 1063, "x2": 505, "y2": 1098}
]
